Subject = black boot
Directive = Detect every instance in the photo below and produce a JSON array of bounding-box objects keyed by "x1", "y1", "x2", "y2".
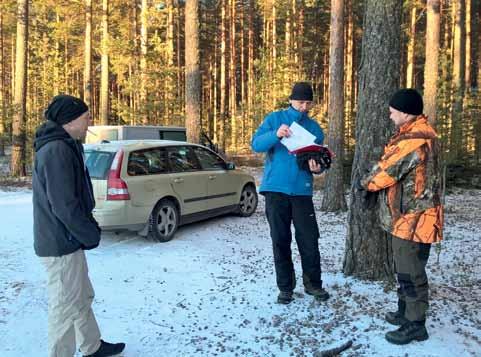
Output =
[
  {"x1": 303, "y1": 274, "x2": 329, "y2": 301},
  {"x1": 304, "y1": 286, "x2": 330, "y2": 301},
  {"x1": 385, "y1": 321, "x2": 429, "y2": 345},
  {"x1": 385, "y1": 300, "x2": 408, "y2": 326},
  {"x1": 84, "y1": 340, "x2": 126, "y2": 357},
  {"x1": 277, "y1": 291, "x2": 294, "y2": 304}
]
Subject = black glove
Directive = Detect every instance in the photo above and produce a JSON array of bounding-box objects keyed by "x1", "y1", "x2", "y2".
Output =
[
  {"x1": 354, "y1": 177, "x2": 378, "y2": 210},
  {"x1": 296, "y1": 148, "x2": 332, "y2": 173}
]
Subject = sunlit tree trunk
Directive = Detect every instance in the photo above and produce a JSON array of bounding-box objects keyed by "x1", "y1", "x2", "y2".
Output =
[
  {"x1": 229, "y1": 0, "x2": 237, "y2": 150},
  {"x1": 344, "y1": 0, "x2": 402, "y2": 281},
  {"x1": 240, "y1": 0, "x2": 246, "y2": 139},
  {"x1": 322, "y1": 0, "x2": 347, "y2": 212},
  {"x1": 0, "y1": 11, "x2": 6, "y2": 157},
  {"x1": 271, "y1": 2, "x2": 276, "y2": 108},
  {"x1": 185, "y1": 0, "x2": 201, "y2": 143},
  {"x1": 83, "y1": 0, "x2": 92, "y2": 111},
  {"x1": 11, "y1": 0, "x2": 28, "y2": 177},
  {"x1": 344, "y1": 0, "x2": 355, "y2": 156},
  {"x1": 139, "y1": 0, "x2": 148, "y2": 124},
  {"x1": 465, "y1": 0, "x2": 472, "y2": 90},
  {"x1": 247, "y1": 0, "x2": 254, "y2": 138},
  {"x1": 406, "y1": 5, "x2": 416, "y2": 88},
  {"x1": 53, "y1": 13, "x2": 60, "y2": 95},
  {"x1": 100, "y1": 0, "x2": 109, "y2": 125},
  {"x1": 450, "y1": 0, "x2": 466, "y2": 160},
  {"x1": 298, "y1": 0, "x2": 304, "y2": 73},
  {"x1": 213, "y1": 29, "x2": 218, "y2": 141},
  {"x1": 424, "y1": 0, "x2": 441, "y2": 125},
  {"x1": 292, "y1": 0, "x2": 298, "y2": 80},
  {"x1": 166, "y1": 0, "x2": 174, "y2": 125},
  {"x1": 219, "y1": 0, "x2": 226, "y2": 148}
]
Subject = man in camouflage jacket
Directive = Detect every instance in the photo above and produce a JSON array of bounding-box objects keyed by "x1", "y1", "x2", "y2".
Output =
[{"x1": 358, "y1": 88, "x2": 443, "y2": 345}]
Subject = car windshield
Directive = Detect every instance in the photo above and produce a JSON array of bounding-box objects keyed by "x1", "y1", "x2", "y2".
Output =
[{"x1": 84, "y1": 150, "x2": 115, "y2": 179}]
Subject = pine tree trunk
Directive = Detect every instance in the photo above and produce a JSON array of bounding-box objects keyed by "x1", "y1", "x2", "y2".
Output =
[
  {"x1": 139, "y1": 0, "x2": 148, "y2": 124},
  {"x1": 239, "y1": 0, "x2": 246, "y2": 138},
  {"x1": 450, "y1": 0, "x2": 466, "y2": 161},
  {"x1": 83, "y1": 0, "x2": 92, "y2": 111},
  {"x1": 100, "y1": 0, "x2": 109, "y2": 125},
  {"x1": 406, "y1": 5, "x2": 416, "y2": 88},
  {"x1": 343, "y1": 0, "x2": 402, "y2": 281},
  {"x1": 185, "y1": 0, "x2": 201, "y2": 144},
  {"x1": 219, "y1": 0, "x2": 226, "y2": 148},
  {"x1": 424, "y1": 0, "x2": 441, "y2": 125},
  {"x1": 247, "y1": 0, "x2": 254, "y2": 139},
  {"x1": 321, "y1": 0, "x2": 347, "y2": 212},
  {"x1": 271, "y1": 3, "x2": 276, "y2": 108},
  {"x1": 166, "y1": 0, "x2": 174, "y2": 125},
  {"x1": 465, "y1": 0, "x2": 472, "y2": 90},
  {"x1": 53, "y1": 14, "x2": 60, "y2": 95},
  {"x1": 11, "y1": 0, "x2": 28, "y2": 177},
  {"x1": 344, "y1": 0, "x2": 355, "y2": 156},
  {"x1": 0, "y1": 12, "x2": 6, "y2": 157},
  {"x1": 229, "y1": 0, "x2": 237, "y2": 150}
]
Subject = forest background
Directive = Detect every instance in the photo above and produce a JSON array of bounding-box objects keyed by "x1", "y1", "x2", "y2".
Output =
[{"x1": 1, "y1": 0, "x2": 481, "y2": 180}]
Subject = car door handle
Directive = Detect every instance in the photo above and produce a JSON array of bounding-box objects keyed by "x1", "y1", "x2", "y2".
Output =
[
  {"x1": 208, "y1": 175, "x2": 217, "y2": 180},
  {"x1": 173, "y1": 178, "x2": 184, "y2": 183}
]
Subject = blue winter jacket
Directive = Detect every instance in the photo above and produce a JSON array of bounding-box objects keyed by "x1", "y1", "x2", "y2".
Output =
[{"x1": 251, "y1": 106, "x2": 324, "y2": 196}]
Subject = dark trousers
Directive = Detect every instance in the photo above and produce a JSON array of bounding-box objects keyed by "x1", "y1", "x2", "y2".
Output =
[
  {"x1": 264, "y1": 192, "x2": 322, "y2": 292},
  {"x1": 392, "y1": 236, "x2": 431, "y2": 322}
]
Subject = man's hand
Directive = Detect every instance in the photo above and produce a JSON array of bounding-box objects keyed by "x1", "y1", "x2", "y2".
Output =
[
  {"x1": 276, "y1": 124, "x2": 291, "y2": 138},
  {"x1": 353, "y1": 177, "x2": 378, "y2": 209},
  {"x1": 308, "y1": 159, "x2": 321, "y2": 173}
]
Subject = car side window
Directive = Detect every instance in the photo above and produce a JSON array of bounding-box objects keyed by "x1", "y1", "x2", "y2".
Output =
[
  {"x1": 193, "y1": 147, "x2": 226, "y2": 170},
  {"x1": 127, "y1": 148, "x2": 168, "y2": 176},
  {"x1": 167, "y1": 146, "x2": 201, "y2": 172}
]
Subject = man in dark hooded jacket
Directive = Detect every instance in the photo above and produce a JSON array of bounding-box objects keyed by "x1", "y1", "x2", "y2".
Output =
[{"x1": 33, "y1": 95, "x2": 125, "y2": 357}]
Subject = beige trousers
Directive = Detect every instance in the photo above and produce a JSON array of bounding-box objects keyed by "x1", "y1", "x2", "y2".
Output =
[{"x1": 40, "y1": 249, "x2": 101, "y2": 357}]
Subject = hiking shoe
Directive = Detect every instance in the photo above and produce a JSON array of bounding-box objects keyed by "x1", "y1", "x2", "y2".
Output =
[
  {"x1": 385, "y1": 322, "x2": 429, "y2": 345},
  {"x1": 385, "y1": 310, "x2": 409, "y2": 326},
  {"x1": 84, "y1": 340, "x2": 126, "y2": 357},
  {"x1": 277, "y1": 291, "x2": 294, "y2": 304},
  {"x1": 305, "y1": 287, "x2": 330, "y2": 301}
]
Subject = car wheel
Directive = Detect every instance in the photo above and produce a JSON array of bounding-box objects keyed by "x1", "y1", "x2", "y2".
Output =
[
  {"x1": 148, "y1": 199, "x2": 179, "y2": 242},
  {"x1": 236, "y1": 184, "x2": 258, "y2": 217}
]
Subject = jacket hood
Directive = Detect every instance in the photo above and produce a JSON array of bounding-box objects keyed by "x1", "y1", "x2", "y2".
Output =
[
  {"x1": 400, "y1": 115, "x2": 437, "y2": 137},
  {"x1": 392, "y1": 115, "x2": 438, "y2": 145},
  {"x1": 34, "y1": 120, "x2": 74, "y2": 152}
]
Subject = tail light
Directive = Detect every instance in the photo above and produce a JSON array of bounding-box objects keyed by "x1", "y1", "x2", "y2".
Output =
[{"x1": 107, "y1": 149, "x2": 131, "y2": 200}]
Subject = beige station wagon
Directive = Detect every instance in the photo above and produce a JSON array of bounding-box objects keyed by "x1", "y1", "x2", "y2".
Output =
[{"x1": 84, "y1": 140, "x2": 258, "y2": 242}]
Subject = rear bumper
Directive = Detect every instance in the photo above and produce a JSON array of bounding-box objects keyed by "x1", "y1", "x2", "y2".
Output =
[{"x1": 93, "y1": 201, "x2": 146, "y2": 230}]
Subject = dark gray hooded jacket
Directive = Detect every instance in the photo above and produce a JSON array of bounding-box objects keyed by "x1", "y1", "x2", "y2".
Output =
[{"x1": 33, "y1": 121, "x2": 101, "y2": 257}]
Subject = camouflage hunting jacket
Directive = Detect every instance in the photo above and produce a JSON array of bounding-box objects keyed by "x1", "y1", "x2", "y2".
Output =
[{"x1": 361, "y1": 116, "x2": 444, "y2": 244}]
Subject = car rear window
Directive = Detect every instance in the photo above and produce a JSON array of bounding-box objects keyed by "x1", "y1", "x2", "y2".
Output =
[
  {"x1": 127, "y1": 148, "x2": 169, "y2": 176},
  {"x1": 84, "y1": 150, "x2": 115, "y2": 179}
]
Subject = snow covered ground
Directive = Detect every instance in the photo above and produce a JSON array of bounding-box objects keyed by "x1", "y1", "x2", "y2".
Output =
[{"x1": 0, "y1": 181, "x2": 480, "y2": 356}]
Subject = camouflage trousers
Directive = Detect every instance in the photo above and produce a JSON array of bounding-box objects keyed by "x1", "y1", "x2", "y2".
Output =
[{"x1": 392, "y1": 236, "x2": 431, "y2": 322}]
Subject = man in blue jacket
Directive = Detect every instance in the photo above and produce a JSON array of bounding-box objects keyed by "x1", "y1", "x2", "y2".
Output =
[
  {"x1": 251, "y1": 82, "x2": 329, "y2": 304},
  {"x1": 33, "y1": 95, "x2": 125, "y2": 357}
]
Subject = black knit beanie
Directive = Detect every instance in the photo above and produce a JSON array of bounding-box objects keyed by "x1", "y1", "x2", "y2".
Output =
[
  {"x1": 389, "y1": 89, "x2": 423, "y2": 115},
  {"x1": 45, "y1": 94, "x2": 89, "y2": 125},
  {"x1": 289, "y1": 82, "x2": 314, "y2": 101}
]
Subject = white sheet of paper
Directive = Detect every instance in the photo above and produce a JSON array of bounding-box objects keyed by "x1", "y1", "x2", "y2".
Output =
[{"x1": 280, "y1": 121, "x2": 316, "y2": 151}]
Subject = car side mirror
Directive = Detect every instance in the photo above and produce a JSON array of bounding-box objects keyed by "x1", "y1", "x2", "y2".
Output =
[{"x1": 225, "y1": 162, "x2": 235, "y2": 170}]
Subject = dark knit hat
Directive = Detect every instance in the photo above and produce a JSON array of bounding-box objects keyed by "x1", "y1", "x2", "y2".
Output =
[
  {"x1": 45, "y1": 94, "x2": 89, "y2": 125},
  {"x1": 389, "y1": 88, "x2": 423, "y2": 115},
  {"x1": 289, "y1": 82, "x2": 314, "y2": 101}
]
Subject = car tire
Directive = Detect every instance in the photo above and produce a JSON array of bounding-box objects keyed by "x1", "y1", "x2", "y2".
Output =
[
  {"x1": 148, "y1": 199, "x2": 179, "y2": 242},
  {"x1": 236, "y1": 184, "x2": 258, "y2": 217}
]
